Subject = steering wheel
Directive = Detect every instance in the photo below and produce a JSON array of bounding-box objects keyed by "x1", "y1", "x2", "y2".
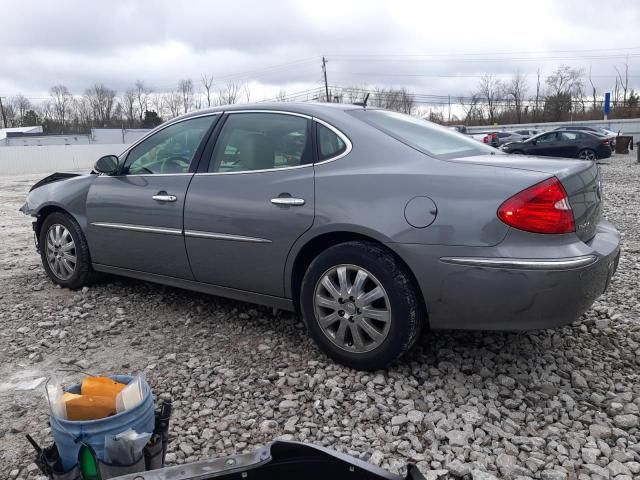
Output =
[{"x1": 160, "y1": 155, "x2": 190, "y2": 174}]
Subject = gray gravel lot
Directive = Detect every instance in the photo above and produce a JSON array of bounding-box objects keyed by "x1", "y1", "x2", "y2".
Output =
[{"x1": 1, "y1": 154, "x2": 639, "y2": 480}]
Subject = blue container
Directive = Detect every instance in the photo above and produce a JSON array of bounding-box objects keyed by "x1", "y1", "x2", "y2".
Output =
[{"x1": 50, "y1": 375, "x2": 155, "y2": 471}]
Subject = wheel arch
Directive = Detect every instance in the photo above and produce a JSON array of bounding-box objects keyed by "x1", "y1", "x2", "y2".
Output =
[
  {"x1": 34, "y1": 204, "x2": 81, "y2": 245},
  {"x1": 286, "y1": 229, "x2": 426, "y2": 318}
]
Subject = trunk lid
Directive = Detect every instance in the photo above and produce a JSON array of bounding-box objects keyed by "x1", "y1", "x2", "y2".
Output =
[{"x1": 451, "y1": 154, "x2": 602, "y2": 242}]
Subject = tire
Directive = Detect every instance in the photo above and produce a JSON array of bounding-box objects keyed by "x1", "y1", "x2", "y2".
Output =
[
  {"x1": 300, "y1": 241, "x2": 424, "y2": 370},
  {"x1": 510, "y1": 150, "x2": 524, "y2": 155},
  {"x1": 578, "y1": 149, "x2": 597, "y2": 161},
  {"x1": 39, "y1": 211, "x2": 94, "y2": 289}
]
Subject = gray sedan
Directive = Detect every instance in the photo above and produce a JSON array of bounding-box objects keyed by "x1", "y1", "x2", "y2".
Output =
[{"x1": 21, "y1": 103, "x2": 621, "y2": 369}]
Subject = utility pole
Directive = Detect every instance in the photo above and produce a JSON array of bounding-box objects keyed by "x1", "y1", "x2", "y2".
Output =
[
  {"x1": 322, "y1": 57, "x2": 330, "y2": 103},
  {"x1": 0, "y1": 97, "x2": 7, "y2": 128}
]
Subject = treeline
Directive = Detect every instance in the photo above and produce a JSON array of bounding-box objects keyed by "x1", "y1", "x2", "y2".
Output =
[
  {"x1": 452, "y1": 64, "x2": 639, "y2": 126},
  {"x1": 1, "y1": 78, "x2": 251, "y2": 133},
  {"x1": 1, "y1": 63, "x2": 638, "y2": 133}
]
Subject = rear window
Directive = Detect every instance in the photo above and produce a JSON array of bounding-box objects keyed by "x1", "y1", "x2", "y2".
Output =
[{"x1": 349, "y1": 109, "x2": 496, "y2": 159}]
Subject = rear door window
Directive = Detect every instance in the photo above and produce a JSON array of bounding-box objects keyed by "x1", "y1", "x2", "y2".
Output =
[{"x1": 209, "y1": 113, "x2": 311, "y2": 173}]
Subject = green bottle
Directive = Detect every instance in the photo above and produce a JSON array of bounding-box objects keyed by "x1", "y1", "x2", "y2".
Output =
[{"x1": 79, "y1": 445, "x2": 100, "y2": 480}]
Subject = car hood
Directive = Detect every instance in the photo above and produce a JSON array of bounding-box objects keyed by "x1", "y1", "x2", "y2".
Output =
[{"x1": 28, "y1": 171, "x2": 93, "y2": 192}]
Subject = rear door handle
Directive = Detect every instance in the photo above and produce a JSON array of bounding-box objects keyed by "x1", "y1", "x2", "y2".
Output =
[
  {"x1": 152, "y1": 194, "x2": 177, "y2": 202},
  {"x1": 271, "y1": 197, "x2": 305, "y2": 206}
]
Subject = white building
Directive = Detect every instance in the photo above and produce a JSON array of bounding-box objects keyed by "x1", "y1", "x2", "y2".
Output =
[
  {"x1": 91, "y1": 128, "x2": 151, "y2": 144},
  {"x1": 0, "y1": 126, "x2": 43, "y2": 146}
]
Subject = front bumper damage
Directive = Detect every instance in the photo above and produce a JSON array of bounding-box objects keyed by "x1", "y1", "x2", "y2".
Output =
[{"x1": 113, "y1": 441, "x2": 426, "y2": 480}]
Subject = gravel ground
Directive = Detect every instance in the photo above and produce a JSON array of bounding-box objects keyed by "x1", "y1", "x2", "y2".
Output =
[{"x1": 1, "y1": 153, "x2": 639, "y2": 480}]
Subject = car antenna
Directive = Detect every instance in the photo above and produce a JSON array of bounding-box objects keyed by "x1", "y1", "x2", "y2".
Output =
[{"x1": 353, "y1": 93, "x2": 370, "y2": 109}]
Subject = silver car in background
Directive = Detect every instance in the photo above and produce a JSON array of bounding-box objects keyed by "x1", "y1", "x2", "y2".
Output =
[{"x1": 21, "y1": 103, "x2": 620, "y2": 369}]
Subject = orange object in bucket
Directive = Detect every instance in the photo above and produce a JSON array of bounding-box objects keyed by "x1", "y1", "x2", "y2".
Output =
[
  {"x1": 81, "y1": 376, "x2": 126, "y2": 399},
  {"x1": 63, "y1": 393, "x2": 116, "y2": 421}
]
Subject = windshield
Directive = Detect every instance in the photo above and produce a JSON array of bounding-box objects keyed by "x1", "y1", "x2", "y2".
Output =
[{"x1": 349, "y1": 109, "x2": 497, "y2": 159}]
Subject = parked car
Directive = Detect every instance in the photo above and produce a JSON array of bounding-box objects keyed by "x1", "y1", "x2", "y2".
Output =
[
  {"x1": 500, "y1": 130, "x2": 612, "y2": 160},
  {"x1": 21, "y1": 104, "x2": 620, "y2": 369},
  {"x1": 470, "y1": 131, "x2": 524, "y2": 147},
  {"x1": 511, "y1": 128, "x2": 543, "y2": 140},
  {"x1": 448, "y1": 125, "x2": 468, "y2": 134},
  {"x1": 554, "y1": 125, "x2": 618, "y2": 149}
]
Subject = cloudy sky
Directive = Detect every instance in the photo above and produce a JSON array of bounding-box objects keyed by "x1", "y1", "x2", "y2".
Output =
[{"x1": 0, "y1": 0, "x2": 638, "y2": 105}]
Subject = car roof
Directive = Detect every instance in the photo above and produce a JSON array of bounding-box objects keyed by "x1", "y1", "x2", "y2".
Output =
[{"x1": 174, "y1": 102, "x2": 366, "y2": 121}]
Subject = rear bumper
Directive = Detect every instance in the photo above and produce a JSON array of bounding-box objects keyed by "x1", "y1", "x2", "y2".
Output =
[{"x1": 391, "y1": 220, "x2": 621, "y2": 330}]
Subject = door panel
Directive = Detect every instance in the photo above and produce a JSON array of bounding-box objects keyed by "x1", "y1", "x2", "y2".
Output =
[
  {"x1": 184, "y1": 112, "x2": 315, "y2": 297},
  {"x1": 86, "y1": 175, "x2": 194, "y2": 278},
  {"x1": 184, "y1": 168, "x2": 314, "y2": 296},
  {"x1": 85, "y1": 115, "x2": 218, "y2": 279}
]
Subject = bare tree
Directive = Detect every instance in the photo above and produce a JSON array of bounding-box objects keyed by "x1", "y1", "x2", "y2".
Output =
[
  {"x1": 477, "y1": 74, "x2": 502, "y2": 123},
  {"x1": 85, "y1": 83, "x2": 117, "y2": 126},
  {"x1": 243, "y1": 83, "x2": 252, "y2": 103},
  {"x1": 588, "y1": 66, "x2": 597, "y2": 111},
  {"x1": 459, "y1": 94, "x2": 481, "y2": 124},
  {"x1": 200, "y1": 74, "x2": 214, "y2": 107},
  {"x1": 123, "y1": 89, "x2": 137, "y2": 127},
  {"x1": 178, "y1": 78, "x2": 194, "y2": 114},
  {"x1": 534, "y1": 68, "x2": 542, "y2": 121},
  {"x1": 218, "y1": 81, "x2": 241, "y2": 105},
  {"x1": 505, "y1": 71, "x2": 528, "y2": 123},
  {"x1": 150, "y1": 94, "x2": 164, "y2": 119},
  {"x1": 11, "y1": 94, "x2": 31, "y2": 126},
  {"x1": 614, "y1": 60, "x2": 629, "y2": 107},
  {"x1": 134, "y1": 80, "x2": 150, "y2": 122},
  {"x1": 164, "y1": 91, "x2": 182, "y2": 118},
  {"x1": 49, "y1": 85, "x2": 73, "y2": 127},
  {"x1": 545, "y1": 65, "x2": 584, "y2": 120}
]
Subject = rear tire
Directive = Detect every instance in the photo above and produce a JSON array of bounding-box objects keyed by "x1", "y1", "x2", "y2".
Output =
[
  {"x1": 39, "y1": 211, "x2": 94, "y2": 289},
  {"x1": 578, "y1": 149, "x2": 597, "y2": 161},
  {"x1": 300, "y1": 241, "x2": 424, "y2": 370}
]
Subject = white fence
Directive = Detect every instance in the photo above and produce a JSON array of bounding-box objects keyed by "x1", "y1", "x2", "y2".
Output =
[
  {"x1": 465, "y1": 118, "x2": 640, "y2": 142},
  {"x1": 0, "y1": 144, "x2": 128, "y2": 176}
]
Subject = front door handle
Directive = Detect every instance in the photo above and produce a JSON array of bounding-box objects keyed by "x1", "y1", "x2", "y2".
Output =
[
  {"x1": 152, "y1": 193, "x2": 177, "y2": 202},
  {"x1": 271, "y1": 197, "x2": 305, "y2": 206}
]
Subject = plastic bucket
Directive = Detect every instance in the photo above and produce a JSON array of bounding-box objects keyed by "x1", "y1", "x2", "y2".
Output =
[{"x1": 50, "y1": 375, "x2": 155, "y2": 472}]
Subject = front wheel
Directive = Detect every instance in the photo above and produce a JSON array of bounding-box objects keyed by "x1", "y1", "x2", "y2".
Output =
[
  {"x1": 300, "y1": 241, "x2": 424, "y2": 370},
  {"x1": 39, "y1": 211, "x2": 94, "y2": 289},
  {"x1": 578, "y1": 149, "x2": 597, "y2": 161}
]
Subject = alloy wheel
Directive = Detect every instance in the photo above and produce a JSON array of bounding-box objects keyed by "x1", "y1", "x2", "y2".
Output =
[
  {"x1": 45, "y1": 224, "x2": 77, "y2": 280},
  {"x1": 313, "y1": 264, "x2": 391, "y2": 353},
  {"x1": 579, "y1": 149, "x2": 596, "y2": 161}
]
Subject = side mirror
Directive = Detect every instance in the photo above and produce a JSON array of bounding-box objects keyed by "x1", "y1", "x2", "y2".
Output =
[{"x1": 94, "y1": 155, "x2": 119, "y2": 175}]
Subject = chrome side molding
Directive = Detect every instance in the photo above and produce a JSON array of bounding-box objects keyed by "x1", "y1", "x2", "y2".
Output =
[
  {"x1": 90, "y1": 222, "x2": 183, "y2": 236},
  {"x1": 184, "y1": 230, "x2": 272, "y2": 243},
  {"x1": 439, "y1": 255, "x2": 597, "y2": 270}
]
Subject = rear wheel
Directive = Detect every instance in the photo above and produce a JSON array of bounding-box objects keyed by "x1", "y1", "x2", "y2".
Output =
[
  {"x1": 578, "y1": 149, "x2": 597, "y2": 161},
  {"x1": 300, "y1": 241, "x2": 424, "y2": 370},
  {"x1": 40, "y1": 211, "x2": 93, "y2": 289}
]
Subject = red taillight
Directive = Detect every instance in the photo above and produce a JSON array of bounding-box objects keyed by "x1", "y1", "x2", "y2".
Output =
[
  {"x1": 497, "y1": 177, "x2": 575, "y2": 234},
  {"x1": 491, "y1": 133, "x2": 497, "y2": 141},
  {"x1": 483, "y1": 136, "x2": 489, "y2": 144},
  {"x1": 601, "y1": 139, "x2": 609, "y2": 145}
]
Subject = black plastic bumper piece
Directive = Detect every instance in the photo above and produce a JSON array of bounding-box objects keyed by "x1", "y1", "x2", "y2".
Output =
[{"x1": 113, "y1": 441, "x2": 426, "y2": 480}]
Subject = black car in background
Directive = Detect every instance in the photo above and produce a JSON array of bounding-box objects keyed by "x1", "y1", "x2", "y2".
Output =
[
  {"x1": 500, "y1": 130, "x2": 612, "y2": 160},
  {"x1": 554, "y1": 125, "x2": 617, "y2": 149}
]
